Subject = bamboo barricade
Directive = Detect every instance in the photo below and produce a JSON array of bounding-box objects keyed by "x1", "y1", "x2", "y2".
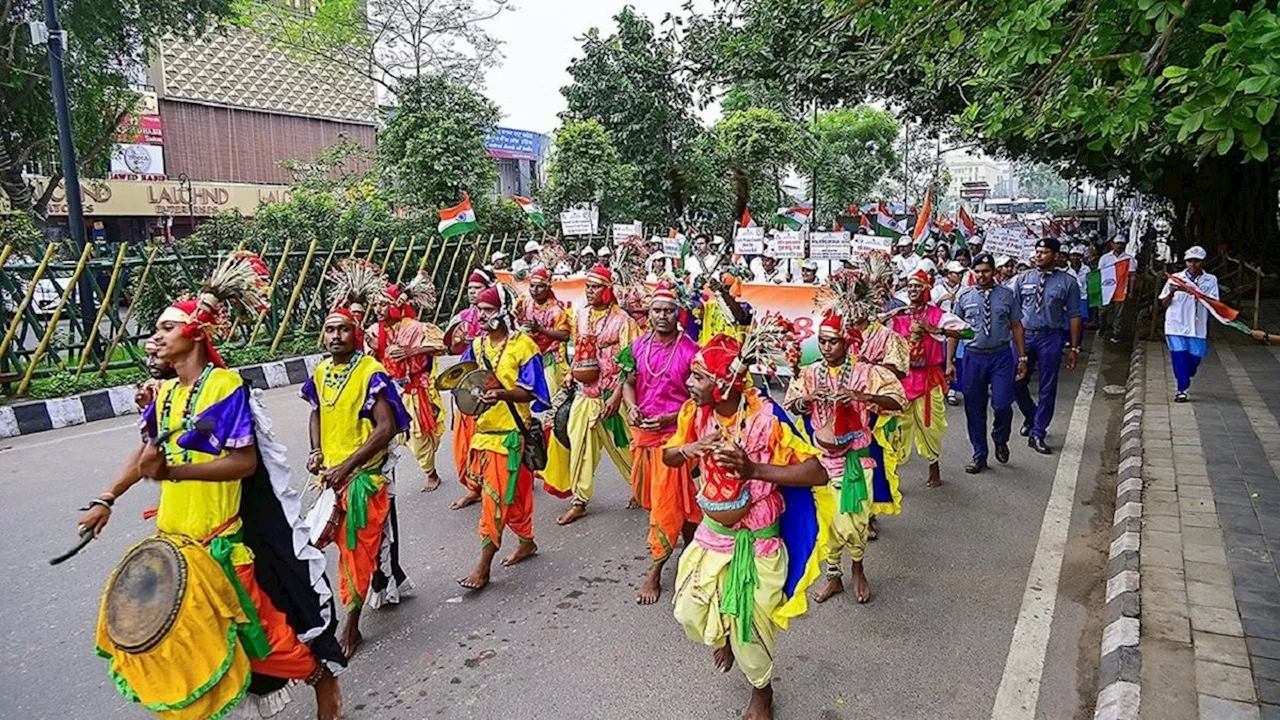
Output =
[
  {"x1": 379, "y1": 238, "x2": 398, "y2": 273},
  {"x1": 432, "y1": 234, "x2": 472, "y2": 324},
  {"x1": 416, "y1": 234, "x2": 439, "y2": 274},
  {"x1": 270, "y1": 236, "x2": 319, "y2": 354},
  {"x1": 98, "y1": 246, "x2": 160, "y2": 378},
  {"x1": 395, "y1": 236, "x2": 417, "y2": 284},
  {"x1": 0, "y1": 244, "x2": 12, "y2": 272},
  {"x1": 0, "y1": 243, "x2": 58, "y2": 363},
  {"x1": 442, "y1": 234, "x2": 490, "y2": 324},
  {"x1": 301, "y1": 240, "x2": 365, "y2": 333},
  {"x1": 364, "y1": 238, "x2": 380, "y2": 262},
  {"x1": 247, "y1": 238, "x2": 294, "y2": 347},
  {"x1": 18, "y1": 243, "x2": 94, "y2": 394},
  {"x1": 299, "y1": 241, "x2": 343, "y2": 334},
  {"x1": 74, "y1": 244, "x2": 129, "y2": 377}
]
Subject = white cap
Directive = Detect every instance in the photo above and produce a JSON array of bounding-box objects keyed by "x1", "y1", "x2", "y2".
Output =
[
  {"x1": 598, "y1": 246, "x2": 611, "y2": 256},
  {"x1": 491, "y1": 251, "x2": 509, "y2": 261},
  {"x1": 995, "y1": 255, "x2": 1013, "y2": 267},
  {"x1": 896, "y1": 236, "x2": 913, "y2": 246},
  {"x1": 800, "y1": 260, "x2": 819, "y2": 271},
  {"x1": 916, "y1": 258, "x2": 937, "y2": 275},
  {"x1": 1185, "y1": 245, "x2": 1207, "y2": 260},
  {"x1": 1069, "y1": 244, "x2": 1085, "y2": 255},
  {"x1": 967, "y1": 236, "x2": 983, "y2": 245},
  {"x1": 524, "y1": 240, "x2": 541, "y2": 253},
  {"x1": 580, "y1": 246, "x2": 596, "y2": 256},
  {"x1": 945, "y1": 260, "x2": 965, "y2": 274}
]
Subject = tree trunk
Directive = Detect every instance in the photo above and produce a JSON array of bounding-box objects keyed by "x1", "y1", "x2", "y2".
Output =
[
  {"x1": 0, "y1": 141, "x2": 34, "y2": 212},
  {"x1": 1162, "y1": 155, "x2": 1279, "y2": 267}
]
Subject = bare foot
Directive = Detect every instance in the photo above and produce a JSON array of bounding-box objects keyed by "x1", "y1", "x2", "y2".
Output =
[
  {"x1": 339, "y1": 614, "x2": 363, "y2": 659},
  {"x1": 636, "y1": 565, "x2": 663, "y2": 605},
  {"x1": 450, "y1": 490, "x2": 480, "y2": 510},
  {"x1": 746, "y1": 685, "x2": 774, "y2": 720},
  {"x1": 312, "y1": 669, "x2": 343, "y2": 720},
  {"x1": 867, "y1": 515, "x2": 878, "y2": 541},
  {"x1": 502, "y1": 541, "x2": 537, "y2": 566},
  {"x1": 849, "y1": 561, "x2": 871, "y2": 603},
  {"x1": 457, "y1": 567, "x2": 490, "y2": 591},
  {"x1": 557, "y1": 503, "x2": 587, "y2": 526},
  {"x1": 626, "y1": 497, "x2": 641, "y2": 509},
  {"x1": 926, "y1": 464, "x2": 942, "y2": 488},
  {"x1": 811, "y1": 576, "x2": 843, "y2": 603},
  {"x1": 712, "y1": 644, "x2": 735, "y2": 674},
  {"x1": 422, "y1": 473, "x2": 440, "y2": 493}
]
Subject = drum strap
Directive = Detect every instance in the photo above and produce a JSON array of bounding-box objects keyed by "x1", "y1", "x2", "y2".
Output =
[{"x1": 207, "y1": 531, "x2": 272, "y2": 660}]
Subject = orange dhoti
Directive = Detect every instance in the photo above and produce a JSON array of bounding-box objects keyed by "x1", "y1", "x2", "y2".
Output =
[
  {"x1": 453, "y1": 409, "x2": 480, "y2": 492},
  {"x1": 633, "y1": 427, "x2": 701, "y2": 563},
  {"x1": 234, "y1": 564, "x2": 318, "y2": 681},
  {"x1": 338, "y1": 480, "x2": 391, "y2": 612},
  {"x1": 471, "y1": 446, "x2": 534, "y2": 549}
]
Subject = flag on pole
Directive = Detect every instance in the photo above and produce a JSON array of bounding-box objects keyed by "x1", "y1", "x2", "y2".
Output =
[
  {"x1": 741, "y1": 209, "x2": 757, "y2": 228},
  {"x1": 1165, "y1": 273, "x2": 1252, "y2": 334},
  {"x1": 438, "y1": 193, "x2": 479, "y2": 238},
  {"x1": 958, "y1": 205, "x2": 977, "y2": 240},
  {"x1": 912, "y1": 189, "x2": 933, "y2": 256},
  {"x1": 772, "y1": 206, "x2": 812, "y2": 231},
  {"x1": 859, "y1": 209, "x2": 872, "y2": 234},
  {"x1": 513, "y1": 196, "x2": 545, "y2": 226},
  {"x1": 875, "y1": 201, "x2": 902, "y2": 237},
  {"x1": 1087, "y1": 258, "x2": 1131, "y2": 308}
]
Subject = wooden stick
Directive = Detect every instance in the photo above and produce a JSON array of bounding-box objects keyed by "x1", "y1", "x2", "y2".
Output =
[
  {"x1": 74, "y1": 244, "x2": 129, "y2": 377},
  {"x1": 18, "y1": 244, "x2": 94, "y2": 395},
  {"x1": 0, "y1": 243, "x2": 58, "y2": 363},
  {"x1": 395, "y1": 235, "x2": 417, "y2": 283},
  {"x1": 432, "y1": 234, "x2": 470, "y2": 324},
  {"x1": 270, "y1": 236, "x2": 319, "y2": 354},
  {"x1": 247, "y1": 237, "x2": 294, "y2": 346},
  {"x1": 299, "y1": 241, "x2": 343, "y2": 334},
  {"x1": 98, "y1": 246, "x2": 160, "y2": 378},
  {"x1": 379, "y1": 237, "x2": 398, "y2": 272}
]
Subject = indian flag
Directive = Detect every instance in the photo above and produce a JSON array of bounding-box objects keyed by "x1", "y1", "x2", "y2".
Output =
[
  {"x1": 1166, "y1": 273, "x2": 1252, "y2": 334},
  {"x1": 514, "y1": 196, "x2": 545, "y2": 226},
  {"x1": 741, "y1": 209, "x2": 757, "y2": 228},
  {"x1": 958, "y1": 205, "x2": 977, "y2": 240},
  {"x1": 1087, "y1": 257, "x2": 1131, "y2": 308},
  {"x1": 912, "y1": 189, "x2": 933, "y2": 256},
  {"x1": 875, "y1": 201, "x2": 902, "y2": 237},
  {"x1": 773, "y1": 206, "x2": 811, "y2": 230},
  {"x1": 438, "y1": 193, "x2": 479, "y2": 238}
]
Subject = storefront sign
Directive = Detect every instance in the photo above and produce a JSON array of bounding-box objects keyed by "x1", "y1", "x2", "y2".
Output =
[{"x1": 2, "y1": 177, "x2": 294, "y2": 218}]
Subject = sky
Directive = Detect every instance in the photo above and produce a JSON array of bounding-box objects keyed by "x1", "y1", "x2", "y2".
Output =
[{"x1": 482, "y1": 0, "x2": 712, "y2": 134}]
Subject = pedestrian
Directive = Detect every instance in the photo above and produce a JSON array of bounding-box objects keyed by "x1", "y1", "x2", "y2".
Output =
[
  {"x1": 1098, "y1": 236, "x2": 1134, "y2": 344},
  {"x1": 511, "y1": 240, "x2": 541, "y2": 275},
  {"x1": 893, "y1": 236, "x2": 918, "y2": 282},
  {"x1": 950, "y1": 253, "x2": 1028, "y2": 473},
  {"x1": 997, "y1": 255, "x2": 1017, "y2": 287},
  {"x1": 751, "y1": 251, "x2": 790, "y2": 284},
  {"x1": 799, "y1": 259, "x2": 820, "y2": 285},
  {"x1": 491, "y1": 250, "x2": 510, "y2": 271},
  {"x1": 1010, "y1": 238, "x2": 1083, "y2": 454},
  {"x1": 1065, "y1": 244, "x2": 1094, "y2": 330},
  {"x1": 684, "y1": 234, "x2": 721, "y2": 278},
  {"x1": 1159, "y1": 246, "x2": 1217, "y2": 402},
  {"x1": 967, "y1": 235, "x2": 985, "y2": 256}
]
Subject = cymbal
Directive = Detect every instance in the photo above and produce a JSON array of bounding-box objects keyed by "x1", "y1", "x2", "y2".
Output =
[
  {"x1": 455, "y1": 369, "x2": 500, "y2": 416},
  {"x1": 436, "y1": 361, "x2": 479, "y2": 391}
]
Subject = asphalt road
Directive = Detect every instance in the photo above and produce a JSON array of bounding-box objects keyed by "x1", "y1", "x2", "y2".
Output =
[{"x1": 0, "y1": 344, "x2": 1131, "y2": 720}]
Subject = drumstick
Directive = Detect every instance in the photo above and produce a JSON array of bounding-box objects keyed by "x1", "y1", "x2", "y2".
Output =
[
  {"x1": 150, "y1": 416, "x2": 217, "y2": 447},
  {"x1": 49, "y1": 527, "x2": 94, "y2": 566}
]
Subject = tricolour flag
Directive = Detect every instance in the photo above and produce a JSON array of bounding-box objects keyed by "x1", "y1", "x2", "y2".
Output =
[
  {"x1": 912, "y1": 189, "x2": 933, "y2": 256},
  {"x1": 875, "y1": 201, "x2": 902, "y2": 237},
  {"x1": 1165, "y1": 273, "x2": 1252, "y2": 334},
  {"x1": 438, "y1": 193, "x2": 479, "y2": 238},
  {"x1": 859, "y1": 210, "x2": 872, "y2": 234},
  {"x1": 773, "y1": 206, "x2": 811, "y2": 231},
  {"x1": 741, "y1": 209, "x2": 757, "y2": 228},
  {"x1": 513, "y1": 196, "x2": 545, "y2": 226},
  {"x1": 958, "y1": 205, "x2": 977, "y2": 240},
  {"x1": 1087, "y1": 258, "x2": 1131, "y2": 308}
]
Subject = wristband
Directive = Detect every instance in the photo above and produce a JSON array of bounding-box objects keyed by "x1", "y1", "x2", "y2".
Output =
[
  {"x1": 1069, "y1": 346, "x2": 1081, "y2": 353},
  {"x1": 87, "y1": 498, "x2": 113, "y2": 511}
]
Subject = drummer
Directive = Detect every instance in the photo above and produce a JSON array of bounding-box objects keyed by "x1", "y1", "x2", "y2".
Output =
[
  {"x1": 80, "y1": 255, "x2": 346, "y2": 719},
  {"x1": 785, "y1": 303, "x2": 906, "y2": 604},
  {"x1": 301, "y1": 306, "x2": 412, "y2": 656},
  {"x1": 447, "y1": 267, "x2": 496, "y2": 509},
  {"x1": 456, "y1": 284, "x2": 550, "y2": 590}
]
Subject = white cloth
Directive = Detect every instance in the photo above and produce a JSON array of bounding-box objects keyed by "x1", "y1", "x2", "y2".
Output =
[
  {"x1": 749, "y1": 257, "x2": 790, "y2": 284},
  {"x1": 893, "y1": 252, "x2": 919, "y2": 280},
  {"x1": 1099, "y1": 251, "x2": 1133, "y2": 271},
  {"x1": 683, "y1": 253, "x2": 722, "y2": 278},
  {"x1": 1066, "y1": 263, "x2": 1092, "y2": 300},
  {"x1": 1160, "y1": 270, "x2": 1218, "y2": 339},
  {"x1": 933, "y1": 280, "x2": 964, "y2": 314}
]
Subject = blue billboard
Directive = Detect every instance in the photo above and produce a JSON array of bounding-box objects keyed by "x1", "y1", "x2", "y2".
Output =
[{"x1": 484, "y1": 127, "x2": 542, "y2": 160}]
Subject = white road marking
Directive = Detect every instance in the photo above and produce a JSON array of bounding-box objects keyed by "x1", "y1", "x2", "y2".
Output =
[
  {"x1": 0, "y1": 419, "x2": 138, "y2": 453},
  {"x1": 991, "y1": 346, "x2": 1101, "y2": 719}
]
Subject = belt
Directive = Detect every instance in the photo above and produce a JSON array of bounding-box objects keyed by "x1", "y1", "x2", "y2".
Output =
[
  {"x1": 1025, "y1": 328, "x2": 1062, "y2": 336},
  {"x1": 965, "y1": 344, "x2": 1009, "y2": 355},
  {"x1": 703, "y1": 518, "x2": 780, "y2": 644}
]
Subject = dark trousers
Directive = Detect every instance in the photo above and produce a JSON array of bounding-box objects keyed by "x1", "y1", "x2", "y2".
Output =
[
  {"x1": 1100, "y1": 302, "x2": 1124, "y2": 339},
  {"x1": 962, "y1": 350, "x2": 1015, "y2": 462},
  {"x1": 1014, "y1": 332, "x2": 1065, "y2": 440}
]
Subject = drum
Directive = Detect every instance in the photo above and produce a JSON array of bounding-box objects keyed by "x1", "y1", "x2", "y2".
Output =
[
  {"x1": 306, "y1": 487, "x2": 344, "y2": 549},
  {"x1": 553, "y1": 396, "x2": 573, "y2": 448},
  {"x1": 455, "y1": 369, "x2": 500, "y2": 416},
  {"x1": 436, "y1": 361, "x2": 479, "y2": 391},
  {"x1": 442, "y1": 320, "x2": 472, "y2": 355},
  {"x1": 103, "y1": 537, "x2": 187, "y2": 654},
  {"x1": 813, "y1": 421, "x2": 852, "y2": 454}
]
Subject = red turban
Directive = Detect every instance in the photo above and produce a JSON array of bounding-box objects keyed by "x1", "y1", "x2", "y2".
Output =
[
  {"x1": 650, "y1": 281, "x2": 678, "y2": 307},
  {"x1": 324, "y1": 306, "x2": 365, "y2": 348},
  {"x1": 157, "y1": 298, "x2": 226, "y2": 368},
  {"x1": 529, "y1": 268, "x2": 551, "y2": 284},
  {"x1": 692, "y1": 333, "x2": 746, "y2": 402},
  {"x1": 468, "y1": 269, "x2": 494, "y2": 288},
  {"x1": 908, "y1": 269, "x2": 934, "y2": 288},
  {"x1": 585, "y1": 265, "x2": 616, "y2": 305},
  {"x1": 383, "y1": 284, "x2": 417, "y2": 322},
  {"x1": 476, "y1": 286, "x2": 502, "y2": 308}
]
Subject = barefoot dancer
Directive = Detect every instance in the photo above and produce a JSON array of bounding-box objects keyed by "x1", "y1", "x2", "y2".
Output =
[
  {"x1": 301, "y1": 306, "x2": 412, "y2": 657},
  {"x1": 617, "y1": 283, "x2": 701, "y2": 604},
  {"x1": 367, "y1": 274, "x2": 448, "y2": 491},
  {"x1": 786, "y1": 289, "x2": 906, "y2": 605},
  {"x1": 457, "y1": 285, "x2": 550, "y2": 590},
  {"x1": 545, "y1": 265, "x2": 639, "y2": 525},
  {"x1": 83, "y1": 253, "x2": 345, "y2": 720},
  {"x1": 667, "y1": 330, "x2": 830, "y2": 720},
  {"x1": 447, "y1": 268, "x2": 496, "y2": 509}
]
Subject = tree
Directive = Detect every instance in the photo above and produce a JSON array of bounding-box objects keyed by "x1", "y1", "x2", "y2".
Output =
[
  {"x1": 712, "y1": 107, "x2": 801, "y2": 216},
  {"x1": 684, "y1": 0, "x2": 1280, "y2": 261},
  {"x1": 1, "y1": 0, "x2": 233, "y2": 214},
  {"x1": 807, "y1": 106, "x2": 900, "y2": 213},
  {"x1": 542, "y1": 119, "x2": 641, "y2": 227},
  {"x1": 560, "y1": 7, "x2": 701, "y2": 227},
  {"x1": 235, "y1": 0, "x2": 511, "y2": 90},
  {"x1": 1014, "y1": 161, "x2": 1071, "y2": 202},
  {"x1": 377, "y1": 74, "x2": 499, "y2": 212}
]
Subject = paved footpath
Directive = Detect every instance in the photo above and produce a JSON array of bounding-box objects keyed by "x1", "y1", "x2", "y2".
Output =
[
  {"x1": 1140, "y1": 339, "x2": 1280, "y2": 720},
  {"x1": 0, "y1": 347, "x2": 1128, "y2": 720}
]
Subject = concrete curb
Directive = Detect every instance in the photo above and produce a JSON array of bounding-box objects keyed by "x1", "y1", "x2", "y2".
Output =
[
  {"x1": 1094, "y1": 340, "x2": 1145, "y2": 720},
  {"x1": 0, "y1": 354, "x2": 325, "y2": 439}
]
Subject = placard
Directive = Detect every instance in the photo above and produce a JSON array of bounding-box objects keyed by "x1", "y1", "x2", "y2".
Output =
[
  {"x1": 770, "y1": 230, "x2": 805, "y2": 258},
  {"x1": 809, "y1": 231, "x2": 852, "y2": 260},
  {"x1": 982, "y1": 222, "x2": 1031, "y2": 261},
  {"x1": 612, "y1": 221, "x2": 643, "y2": 241},
  {"x1": 559, "y1": 209, "x2": 594, "y2": 236},
  {"x1": 660, "y1": 236, "x2": 684, "y2": 258},
  {"x1": 733, "y1": 226, "x2": 766, "y2": 255},
  {"x1": 851, "y1": 233, "x2": 891, "y2": 258}
]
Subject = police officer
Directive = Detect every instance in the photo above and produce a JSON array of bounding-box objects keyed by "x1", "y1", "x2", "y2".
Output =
[
  {"x1": 1011, "y1": 237, "x2": 1083, "y2": 454},
  {"x1": 949, "y1": 253, "x2": 1028, "y2": 474}
]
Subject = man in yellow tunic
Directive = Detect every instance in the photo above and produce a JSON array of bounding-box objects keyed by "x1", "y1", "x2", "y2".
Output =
[{"x1": 301, "y1": 307, "x2": 412, "y2": 657}]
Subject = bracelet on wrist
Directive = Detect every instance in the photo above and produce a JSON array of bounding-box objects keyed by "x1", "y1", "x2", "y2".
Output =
[{"x1": 87, "y1": 498, "x2": 113, "y2": 511}]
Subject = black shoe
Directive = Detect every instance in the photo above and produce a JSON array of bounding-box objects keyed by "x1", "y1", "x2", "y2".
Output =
[
  {"x1": 995, "y1": 443, "x2": 1010, "y2": 464},
  {"x1": 965, "y1": 459, "x2": 988, "y2": 474},
  {"x1": 1019, "y1": 423, "x2": 1032, "y2": 437},
  {"x1": 1029, "y1": 436, "x2": 1052, "y2": 455},
  {"x1": 946, "y1": 391, "x2": 961, "y2": 407}
]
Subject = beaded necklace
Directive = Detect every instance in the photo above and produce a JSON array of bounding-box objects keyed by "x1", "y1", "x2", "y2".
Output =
[
  {"x1": 158, "y1": 363, "x2": 214, "y2": 465},
  {"x1": 814, "y1": 356, "x2": 854, "y2": 424},
  {"x1": 640, "y1": 331, "x2": 680, "y2": 378},
  {"x1": 320, "y1": 352, "x2": 364, "y2": 408}
]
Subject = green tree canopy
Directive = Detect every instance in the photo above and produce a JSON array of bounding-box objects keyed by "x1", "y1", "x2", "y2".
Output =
[
  {"x1": 807, "y1": 106, "x2": 900, "y2": 214},
  {"x1": 712, "y1": 107, "x2": 801, "y2": 217},
  {"x1": 543, "y1": 119, "x2": 641, "y2": 227}
]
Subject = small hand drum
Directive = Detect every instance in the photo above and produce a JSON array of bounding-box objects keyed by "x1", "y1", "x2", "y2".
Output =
[
  {"x1": 103, "y1": 537, "x2": 187, "y2": 654},
  {"x1": 306, "y1": 487, "x2": 344, "y2": 549},
  {"x1": 436, "y1": 361, "x2": 479, "y2": 391},
  {"x1": 455, "y1": 369, "x2": 500, "y2": 416},
  {"x1": 443, "y1": 320, "x2": 472, "y2": 355}
]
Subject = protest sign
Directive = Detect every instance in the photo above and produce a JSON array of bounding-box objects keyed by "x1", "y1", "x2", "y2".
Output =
[
  {"x1": 611, "y1": 221, "x2": 643, "y2": 241},
  {"x1": 660, "y1": 236, "x2": 684, "y2": 258},
  {"x1": 733, "y1": 226, "x2": 766, "y2": 255},
  {"x1": 983, "y1": 222, "x2": 1031, "y2": 261},
  {"x1": 560, "y1": 209, "x2": 593, "y2": 236},
  {"x1": 771, "y1": 230, "x2": 805, "y2": 258},
  {"x1": 851, "y1": 233, "x2": 891, "y2": 258},
  {"x1": 810, "y1": 231, "x2": 852, "y2": 260}
]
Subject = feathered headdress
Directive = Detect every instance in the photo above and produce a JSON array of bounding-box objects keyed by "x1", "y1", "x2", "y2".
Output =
[
  {"x1": 399, "y1": 269, "x2": 438, "y2": 314},
  {"x1": 155, "y1": 251, "x2": 272, "y2": 368},
  {"x1": 327, "y1": 258, "x2": 389, "y2": 322},
  {"x1": 860, "y1": 250, "x2": 896, "y2": 287},
  {"x1": 814, "y1": 268, "x2": 884, "y2": 326},
  {"x1": 537, "y1": 241, "x2": 569, "y2": 273},
  {"x1": 736, "y1": 312, "x2": 800, "y2": 379}
]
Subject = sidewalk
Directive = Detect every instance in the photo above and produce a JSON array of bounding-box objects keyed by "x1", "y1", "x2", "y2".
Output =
[{"x1": 1140, "y1": 338, "x2": 1280, "y2": 720}]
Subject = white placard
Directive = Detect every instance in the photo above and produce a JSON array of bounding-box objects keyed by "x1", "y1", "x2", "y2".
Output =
[
  {"x1": 983, "y1": 221, "x2": 1031, "y2": 261},
  {"x1": 733, "y1": 226, "x2": 766, "y2": 255},
  {"x1": 559, "y1": 209, "x2": 594, "y2": 236},
  {"x1": 851, "y1": 233, "x2": 892, "y2": 258},
  {"x1": 661, "y1": 236, "x2": 684, "y2": 258},
  {"x1": 611, "y1": 221, "x2": 643, "y2": 241},
  {"x1": 809, "y1": 231, "x2": 852, "y2": 260},
  {"x1": 771, "y1": 230, "x2": 805, "y2": 258}
]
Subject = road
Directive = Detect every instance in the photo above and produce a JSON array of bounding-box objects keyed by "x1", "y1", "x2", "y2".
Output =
[{"x1": 0, "y1": 344, "x2": 1130, "y2": 720}]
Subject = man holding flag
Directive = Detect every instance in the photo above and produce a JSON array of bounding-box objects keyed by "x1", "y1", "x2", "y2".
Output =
[
  {"x1": 1095, "y1": 236, "x2": 1133, "y2": 344},
  {"x1": 1159, "y1": 246, "x2": 1218, "y2": 402}
]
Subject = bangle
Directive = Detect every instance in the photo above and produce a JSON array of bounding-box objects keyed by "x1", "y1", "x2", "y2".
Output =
[
  {"x1": 87, "y1": 498, "x2": 113, "y2": 511},
  {"x1": 98, "y1": 491, "x2": 117, "y2": 504},
  {"x1": 1069, "y1": 346, "x2": 1081, "y2": 353},
  {"x1": 1018, "y1": 356, "x2": 1029, "y2": 363}
]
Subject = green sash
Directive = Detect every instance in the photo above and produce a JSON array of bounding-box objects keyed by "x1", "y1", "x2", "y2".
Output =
[
  {"x1": 345, "y1": 469, "x2": 378, "y2": 550},
  {"x1": 839, "y1": 448, "x2": 871, "y2": 514},
  {"x1": 208, "y1": 534, "x2": 271, "y2": 660},
  {"x1": 703, "y1": 517, "x2": 781, "y2": 644}
]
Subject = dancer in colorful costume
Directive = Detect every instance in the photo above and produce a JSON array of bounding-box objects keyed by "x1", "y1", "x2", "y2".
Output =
[
  {"x1": 446, "y1": 268, "x2": 496, "y2": 509},
  {"x1": 366, "y1": 270, "x2": 447, "y2": 491},
  {"x1": 786, "y1": 271, "x2": 906, "y2": 604},
  {"x1": 301, "y1": 291, "x2": 412, "y2": 656},
  {"x1": 456, "y1": 284, "x2": 550, "y2": 590},
  {"x1": 887, "y1": 269, "x2": 971, "y2": 488},
  {"x1": 517, "y1": 267, "x2": 571, "y2": 398},
  {"x1": 545, "y1": 265, "x2": 639, "y2": 525},
  {"x1": 617, "y1": 282, "x2": 701, "y2": 604},
  {"x1": 83, "y1": 252, "x2": 345, "y2": 720},
  {"x1": 665, "y1": 323, "x2": 831, "y2": 720}
]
